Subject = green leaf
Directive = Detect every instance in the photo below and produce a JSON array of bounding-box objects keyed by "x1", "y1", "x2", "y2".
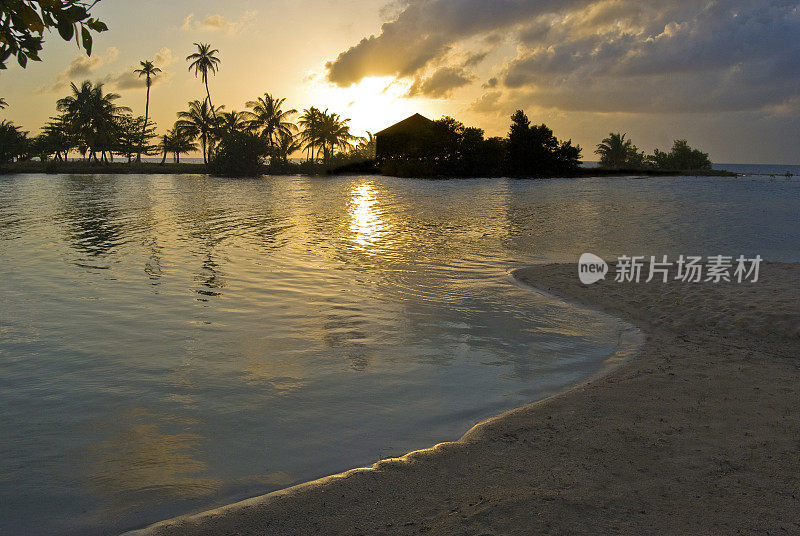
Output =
[
  {"x1": 17, "y1": 52, "x2": 27, "y2": 68},
  {"x1": 66, "y1": 6, "x2": 89, "y2": 22},
  {"x1": 57, "y1": 19, "x2": 74, "y2": 41},
  {"x1": 87, "y1": 19, "x2": 109, "y2": 32},
  {"x1": 18, "y1": 4, "x2": 45, "y2": 33},
  {"x1": 81, "y1": 26, "x2": 92, "y2": 56}
]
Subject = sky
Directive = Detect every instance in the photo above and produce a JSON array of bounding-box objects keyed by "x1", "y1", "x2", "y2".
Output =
[{"x1": 1, "y1": 0, "x2": 799, "y2": 164}]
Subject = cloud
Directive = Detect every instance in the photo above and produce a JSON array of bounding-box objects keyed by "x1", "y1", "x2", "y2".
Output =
[
  {"x1": 326, "y1": 0, "x2": 587, "y2": 86},
  {"x1": 181, "y1": 12, "x2": 256, "y2": 34},
  {"x1": 104, "y1": 48, "x2": 175, "y2": 91},
  {"x1": 407, "y1": 66, "x2": 475, "y2": 98},
  {"x1": 327, "y1": 0, "x2": 800, "y2": 115},
  {"x1": 153, "y1": 47, "x2": 174, "y2": 67},
  {"x1": 40, "y1": 47, "x2": 120, "y2": 93},
  {"x1": 469, "y1": 91, "x2": 503, "y2": 113},
  {"x1": 498, "y1": 1, "x2": 800, "y2": 113}
]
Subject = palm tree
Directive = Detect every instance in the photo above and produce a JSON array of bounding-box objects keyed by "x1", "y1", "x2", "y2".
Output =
[
  {"x1": 41, "y1": 114, "x2": 73, "y2": 161},
  {"x1": 299, "y1": 108, "x2": 357, "y2": 167},
  {"x1": 319, "y1": 110, "x2": 356, "y2": 166},
  {"x1": 298, "y1": 107, "x2": 323, "y2": 162},
  {"x1": 57, "y1": 81, "x2": 130, "y2": 162},
  {"x1": 134, "y1": 60, "x2": 162, "y2": 161},
  {"x1": 352, "y1": 132, "x2": 375, "y2": 160},
  {"x1": 595, "y1": 132, "x2": 641, "y2": 169},
  {"x1": 275, "y1": 130, "x2": 302, "y2": 165},
  {"x1": 161, "y1": 125, "x2": 198, "y2": 164},
  {"x1": 176, "y1": 99, "x2": 223, "y2": 163},
  {"x1": 186, "y1": 43, "x2": 221, "y2": 119},
  {"x1": 245, "y1": 94, "x2": 297, "y2": 148},
  {"x1": 0, "y1": 120, "x2": 28, "y2": 164},
  {"x1": 160, "y1": 133, "x2": 170, "y2": 164},
  {"x1": 217, "y1": 111, "x2": 249, "y2": 135}
]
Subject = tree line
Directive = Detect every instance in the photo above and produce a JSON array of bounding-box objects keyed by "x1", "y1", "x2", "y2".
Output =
[
  {"x1": 1, "y1": 38, "x2": 713, "y2": 176},
  {"x1": 377, "y1": 111, "x2": 582, "y2": 177},
  {"x1": 0, "y1": 42, "x2": 374, "y2": 175},
  {"x1": 594, "y1": 132, "x2": 712, "y2": 171},
  {"x1": 375, "y1": 110, "x2": 712, "y2": 177}
]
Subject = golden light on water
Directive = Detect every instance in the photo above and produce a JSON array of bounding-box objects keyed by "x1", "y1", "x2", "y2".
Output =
[{"x1": 348, "y1": 182, "x2": 384, "y2": 251}]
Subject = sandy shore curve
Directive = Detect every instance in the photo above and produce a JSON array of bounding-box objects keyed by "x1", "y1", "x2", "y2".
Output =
[{"x1": 124, "y1": 262, "x2": 800, "y2": 535}]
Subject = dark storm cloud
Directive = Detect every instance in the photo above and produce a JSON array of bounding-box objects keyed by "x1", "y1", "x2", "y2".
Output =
[
  {"x1": 327, "y1": 0, "x2": 800, "y2": 113},
  {"x1": 326, "y1": 0, "x2": 588, "y2": 86}
]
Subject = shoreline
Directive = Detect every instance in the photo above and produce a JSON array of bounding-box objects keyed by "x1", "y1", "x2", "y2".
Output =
[
  {"x1": 0, "y1": 160, "x2": 737, "y2": 177},
  {"x1": 125, "y1": 262, "x2": 799, "y2": 535},
  {"x1": 123, "y1": 272, "x2": 645, "y2": 536}
]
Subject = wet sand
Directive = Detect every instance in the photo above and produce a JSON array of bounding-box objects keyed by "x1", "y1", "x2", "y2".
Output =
[{"x1": 125, "y1": 262, "x2": 800, "y2": 535}]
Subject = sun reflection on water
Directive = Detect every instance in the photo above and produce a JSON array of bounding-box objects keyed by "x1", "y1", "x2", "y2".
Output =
[{"x1": 348, "y1": 182, "x2": 384, "y2": 252}]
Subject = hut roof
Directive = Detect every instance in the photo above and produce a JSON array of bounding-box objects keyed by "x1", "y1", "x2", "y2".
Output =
[{"x1": 375, "y1": 114, "x2": 434, "y2": 137}]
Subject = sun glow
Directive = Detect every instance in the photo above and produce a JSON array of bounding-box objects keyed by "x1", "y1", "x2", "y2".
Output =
[
  {"x1": 348, "y1": 182, "x2": 384, "y2": 251},
  {"x1": 304, "y1": 76, "x2": 438, "y2": 137}
]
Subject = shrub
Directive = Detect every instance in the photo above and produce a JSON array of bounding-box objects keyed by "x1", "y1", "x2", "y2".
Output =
[
  {"x1": 208, "y1": 131, "x2": 269, "y2": 177},
  {"x1": 647, "y1": 140, "x2": 712, "y2": 171}
]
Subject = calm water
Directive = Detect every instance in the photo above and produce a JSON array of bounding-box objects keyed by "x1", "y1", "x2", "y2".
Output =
[
  {"x1": 1, "y1": 172, "x2": 799, "y2": 535},
  {"x1": 714, "y1": 163, "x2": 800, "y2": 176}
]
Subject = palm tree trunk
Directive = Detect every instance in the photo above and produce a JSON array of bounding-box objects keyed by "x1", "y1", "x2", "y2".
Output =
[
  {"x1": 205, "y1": 80, "x2": 216, "y2": 120},
  {"x1": 138, "y1": 84, "x2": 150, "y2": 162}
]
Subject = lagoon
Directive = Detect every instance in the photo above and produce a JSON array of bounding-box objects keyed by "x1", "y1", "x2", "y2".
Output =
[{"x1": 1, "y1": 172, "x2": 799, "y2": 535}]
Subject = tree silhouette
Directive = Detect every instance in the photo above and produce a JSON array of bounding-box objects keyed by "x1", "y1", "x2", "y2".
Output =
[
  {"x1": 506, "y1": 110, "x2": 581, "y2": 176},
  {"x1": 245, "y1": 93, "x2": 297, "y2": 155},
  {"x1": 0, "y1": 1, "x2": 107, "y2": 69},
  {"x1": 176, "y1": 99, "x2": 223, "y2": 164},
  {"x1": 298, "y1": 107, "x2": 323, "y2": 162},
  {"x1": 38, "y1": 114, "x2": 74, "y2": 160},
  {"x1": 595, "y1": 132, "x2": 644, "y2": 169},
  {"x1": 133, "y1": 60, "x2": 162, "y2": 161},
  {"x1": 186, "y1": 43, "x2": 220, "y2": 119},
  {"x1": 209, "y1": 131, "x2": 269, "y2": 177},
  {"x1": 160, "y1": 125, "x2": 198, "y2": 164},
  {"x1": 648, "y1": 140, "x2": 712, "y2": 171},
  {"x1": 56, "y1": 81, "x2": 130, "y2": 162},
  {"x1": 217, "y1": 111, "x2": 249, "y2": 136},
  {"x1": 349, "y1": 132, "x2": 375, "y2": 161},
  {"x1": 0, "y1": 120, "x2": 28, "y2": 163},
  {"x1": 299, "y1": 108, "x2": 355, "y2": 166},
  {"x1": 116, "y1": 114, "x2": 157, "y2": 162},
  {"x1": 274, "y1": 130, "x2": 302, "y2": 165}
]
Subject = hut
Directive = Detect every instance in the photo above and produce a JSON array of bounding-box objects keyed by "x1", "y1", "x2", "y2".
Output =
[{"x1": 374, "y1": 113, "x2": 435, "y2": 162}]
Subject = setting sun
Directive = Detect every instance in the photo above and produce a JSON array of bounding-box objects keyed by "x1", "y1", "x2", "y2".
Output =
[{"x1": 305, "y1": 76, "x2": 437, "y2": 137}]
